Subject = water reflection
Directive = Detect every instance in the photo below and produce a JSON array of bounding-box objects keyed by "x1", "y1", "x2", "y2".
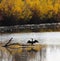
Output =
[
  {"x1": 11, "y1": 50, "x2": 41, "y2": 61},
  {"x1": 0, "y1": 46, "x2": 12, "y2": 61},
  {"x1": 0, "y1": 42, "x2": 44, "y2": 61},
  {"x1": 0, "y1": 43, "x2": 60, "y2": 61},
  {"x1": 0, "y1": 32, "x2": 60, "y2": 61},
  {"x1": 1, "y1": 44, "x2": 60, "y2": 61},
  {"x1": 46, "y1": 46, "x2": 60, "y2": 61}
]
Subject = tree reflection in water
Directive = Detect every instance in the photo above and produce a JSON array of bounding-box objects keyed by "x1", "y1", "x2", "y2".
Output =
[
  {"x1": 0, "y1": 39, "x2": 45, "y2": 61},
  {"x1": 0, "y1": 46, "x2": 12, "y2": 61}
]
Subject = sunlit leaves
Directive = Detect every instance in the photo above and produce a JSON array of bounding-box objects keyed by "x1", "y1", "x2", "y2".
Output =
[
  {"x1": 0, "y1": 0, "x2": 60, "y2": 21},
  {"x1": 0, "y1": 0, "x2": 32, "y2": 20}
]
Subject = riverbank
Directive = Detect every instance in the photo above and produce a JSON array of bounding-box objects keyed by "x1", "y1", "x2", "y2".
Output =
[{"x1": 0, "y1": 23, "x2": 60, "y2": 33}]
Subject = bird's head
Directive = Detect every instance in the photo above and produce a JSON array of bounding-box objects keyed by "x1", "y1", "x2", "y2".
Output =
[{"x1": 31, "y1": 38, "x2": 33, "y2": 41}]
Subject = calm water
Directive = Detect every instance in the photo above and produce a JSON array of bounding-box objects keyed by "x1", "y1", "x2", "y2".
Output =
[
  {"x1": 0, "y1": 32, "x2": 60, "y2": 45},
  {"x1": 0, "y1": 32, "x2": 60, "y2": 61}
]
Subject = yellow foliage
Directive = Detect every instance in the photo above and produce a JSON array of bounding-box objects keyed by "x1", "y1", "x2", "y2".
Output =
[
  {"x1": 0, "y1": 0, "x2": 32, "y2": 20},
  {"x1": 0, "y1": 0, "x2": 60, "y2": 20},
  {"x1": 53, "y1": 3, "x2": 59, "y2": 14}
]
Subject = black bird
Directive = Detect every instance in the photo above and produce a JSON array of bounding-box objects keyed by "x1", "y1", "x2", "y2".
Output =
[{"x1": 27, "y1": 38, "x2": 39, "y2": 45}]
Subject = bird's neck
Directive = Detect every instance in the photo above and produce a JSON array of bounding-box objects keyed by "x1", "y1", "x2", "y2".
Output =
[{"x1": 32, "y1": 39, "x2": 33, "y2": 42}]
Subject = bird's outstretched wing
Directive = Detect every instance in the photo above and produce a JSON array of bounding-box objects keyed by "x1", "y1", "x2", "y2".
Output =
[
  {"x1": 27, "y1": 39, "x2": 39, "y2": 45},
  {"x1": 34, "y1": 40, "x2": 39, "y2": 43},
  {"x1": 27, "y1": 40, "x2": 32, "y2": 43}
]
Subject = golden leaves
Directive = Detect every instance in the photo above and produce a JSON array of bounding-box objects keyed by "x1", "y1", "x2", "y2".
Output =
[
  {"x1": 0, "y1": 0, "x2": 32, "y2": 20},
  {"x1": 0, "y1": 0, "x2": 60, "y2": 20}
]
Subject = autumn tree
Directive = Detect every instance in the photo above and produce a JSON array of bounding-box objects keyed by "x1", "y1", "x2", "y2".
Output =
[
  {"x1": 0, "y1": 0, "x2": 32, "y2": 20},
  {"x1": 0, "y1": 0, "x2": 60, "y2": 25}
]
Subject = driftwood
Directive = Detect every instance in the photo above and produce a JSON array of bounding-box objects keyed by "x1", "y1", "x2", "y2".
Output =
[{"x1": 0, "y1": 38, "x2": 46, "y2": 54}]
